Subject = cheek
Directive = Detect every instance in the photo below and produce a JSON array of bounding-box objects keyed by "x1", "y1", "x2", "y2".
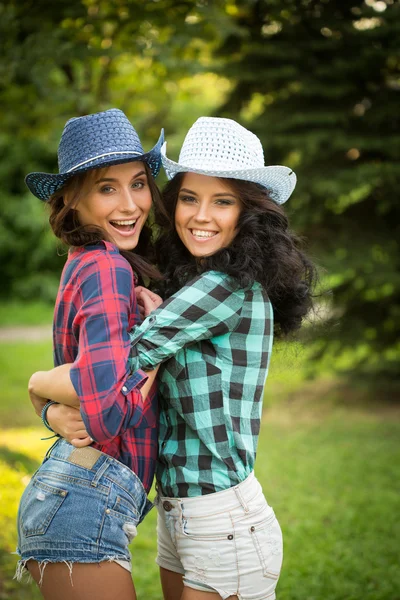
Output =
[
  {"x1": 137, "y1": 192, "x2": 152, "y2": 217},
  {"x1": 174, "y1": 206, "x2": 186, "y2": 229},
  {"x1": 223, "y1": 212, "x2": 241, "y2": 235}
]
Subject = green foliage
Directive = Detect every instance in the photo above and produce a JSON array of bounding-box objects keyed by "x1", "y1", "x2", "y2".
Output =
[
  {"x1": 0, "y1": 0, "x2": 230, "y2": 300},
  {"x1": 214, "y1": 0, "x2": 400, "y2": 377},
  {"x1": 1, "y1": 0, "x2": 399, "y2": 377}
]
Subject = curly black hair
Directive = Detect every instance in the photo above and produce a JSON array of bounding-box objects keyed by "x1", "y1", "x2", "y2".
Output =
[{"x1": 154, "y1": 173, "x2": 317, "y2": 336}]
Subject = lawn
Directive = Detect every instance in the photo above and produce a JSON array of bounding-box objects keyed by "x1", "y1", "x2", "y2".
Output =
[{"x1": 0, "y1": 333, "x2": 399, "y2": 599}]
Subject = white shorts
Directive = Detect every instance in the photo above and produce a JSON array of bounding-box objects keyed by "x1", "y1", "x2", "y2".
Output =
[{"x1": 156, "y1": 472, "x2": 283, "y2": 600}]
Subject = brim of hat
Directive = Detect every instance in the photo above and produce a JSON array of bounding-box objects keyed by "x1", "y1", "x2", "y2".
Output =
[
  {"x1": 161, "y1": 149, "x2": 296, "y2": 205},
  {"x1": 26, "y1": 129, "x2": 164, "y2": 202}
]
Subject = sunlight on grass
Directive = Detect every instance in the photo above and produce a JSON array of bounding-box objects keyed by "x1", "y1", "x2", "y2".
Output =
[{"x1": 1, "y1": 338, "x2": 399, "y2": 599}]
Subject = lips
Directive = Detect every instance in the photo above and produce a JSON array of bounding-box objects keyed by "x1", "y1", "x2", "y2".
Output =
[
  {"x1": 109, "y1": 219, "x2": 137, "y2": 235},
  {"x1": 190, "y1": 229, "x2": 218, "y2": 240}
]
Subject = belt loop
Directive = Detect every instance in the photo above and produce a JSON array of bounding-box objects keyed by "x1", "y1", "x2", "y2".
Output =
[
  {"x1": 234, "y1": 483, "x2": 249, "y2": 512},
  {"x1": 91, "y1": 456, "x2": 110, "y2": 487}
]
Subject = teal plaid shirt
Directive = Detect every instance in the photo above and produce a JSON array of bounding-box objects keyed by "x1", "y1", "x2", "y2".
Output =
[{"x1": 129, "y1": 271, "x2": 273, "y2": 497}]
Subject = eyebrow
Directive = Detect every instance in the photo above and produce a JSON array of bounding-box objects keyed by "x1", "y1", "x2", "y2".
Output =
[
  {"x1": 95, "y1": 170, "x2": 146, "y2": 184},
  {"x1": 179, "y1": 187, "x2": 238, "y2": 199}
]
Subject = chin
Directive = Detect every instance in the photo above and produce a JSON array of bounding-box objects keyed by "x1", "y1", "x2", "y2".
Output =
[{"x1": 116, "y1": 238, "x2": 139, "y2": 252}]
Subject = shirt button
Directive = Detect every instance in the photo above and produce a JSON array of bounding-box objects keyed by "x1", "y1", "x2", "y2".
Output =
[
  {"x1": 163, "y1": 501, "x2": 173, "y2": 512},
  {"x1": 227, "y1": 534, "x2": 234, "y2": 540},
  {"x1": 122, "y1": 386, "x2": 128, "y2": 393},
  {"x1": 250, "y1": 526, "x2": 255, "y2": 532}
]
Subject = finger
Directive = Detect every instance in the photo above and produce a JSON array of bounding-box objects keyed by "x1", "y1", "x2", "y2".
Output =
[
  {"x1": 140, "y1": 288, "x2": 161, "y2": 302},
  {"x1": 71, "y1": 428, "x2": 90, "y2": 437},
  {"x1": 70, "y1": 436, "x2": 93, "y2": 448},
  {"x1": 141, "y1": 292, "x2": 157, "y2": 314}
]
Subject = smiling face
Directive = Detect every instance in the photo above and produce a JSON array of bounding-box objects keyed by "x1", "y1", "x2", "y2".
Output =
[
  {"x1": 72, "y1": 161, "x2": 152, "y2": 251},
  {"x1": 174, "y1": 172, "x2": 242, "y2": 258}
]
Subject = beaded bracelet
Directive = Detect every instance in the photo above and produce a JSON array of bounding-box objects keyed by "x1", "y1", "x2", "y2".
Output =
[{"x1": 40, "y1": 400, "x2": 60, "y2": 440}]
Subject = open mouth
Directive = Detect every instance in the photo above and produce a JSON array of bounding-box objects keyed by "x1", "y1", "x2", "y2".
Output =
[
  {"x1": 109, "y1": 219, "x2": 137, "y2": 234},
  {"x1": 190, "y1": 229, "x2": 218, "y2": 241}
]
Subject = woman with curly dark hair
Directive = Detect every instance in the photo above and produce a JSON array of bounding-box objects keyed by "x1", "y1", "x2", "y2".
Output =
[
  {"x1": 128, "y1": 117, "x2": 317, "y2": 600},
  {"x1": 43, "y1": 116, "x2": 317, "y2": 600}
]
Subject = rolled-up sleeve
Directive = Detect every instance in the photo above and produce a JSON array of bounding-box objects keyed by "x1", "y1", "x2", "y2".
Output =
[
  {"x1": 129, "y1": 271, "x2": 243, "y2": 371},
  {"x1": 69, "y1": 252, "x2": 149, "y2": 443}
]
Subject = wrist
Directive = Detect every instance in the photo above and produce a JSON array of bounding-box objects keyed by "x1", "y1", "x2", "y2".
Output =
[{"x1": 41, "y1": 400, "x2": 58, "y2": 433}]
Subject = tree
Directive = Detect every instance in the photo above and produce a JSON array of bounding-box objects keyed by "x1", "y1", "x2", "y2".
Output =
[
  {"x1": 214, "y1": 0, "x2": 400, "y2": 378},
  {"x1": 0, "y1": 0, "x2": 229, "y2": 299}
]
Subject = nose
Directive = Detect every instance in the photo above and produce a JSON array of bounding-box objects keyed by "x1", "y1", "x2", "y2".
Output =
[
  {"x1": 193, "y1": 200, "x2": 211, "y2": 222},
  {"x1": 119, "y1": 186, "x2": 138, "y2": 212}
]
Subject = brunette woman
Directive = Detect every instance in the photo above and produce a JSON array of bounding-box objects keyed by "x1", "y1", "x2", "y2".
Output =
[{"x1": 16, "y1": 109, "x2": 163, "y2": 600}]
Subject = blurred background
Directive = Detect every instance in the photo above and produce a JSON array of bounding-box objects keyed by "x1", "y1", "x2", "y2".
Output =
[{"x1": 0, "y1": 1, "x2": 399, "y2": 598}]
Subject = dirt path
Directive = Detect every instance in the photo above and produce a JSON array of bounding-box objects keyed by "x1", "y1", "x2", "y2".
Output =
[{"x1": 0, "y1": 325, "x2": 52, "y2": 342}]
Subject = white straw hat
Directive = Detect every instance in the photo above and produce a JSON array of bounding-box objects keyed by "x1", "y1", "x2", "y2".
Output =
[{"x1": 161, "y1": 117, "x2": 296, "y2": 205}]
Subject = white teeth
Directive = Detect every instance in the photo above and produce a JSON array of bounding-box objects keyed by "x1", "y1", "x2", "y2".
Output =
[
  {"x1": 111, "y1": 220, "x2": 136, "y2": 226},
  {"x1": 191, "y1": 229, "x2": 216, "y2": 238}
]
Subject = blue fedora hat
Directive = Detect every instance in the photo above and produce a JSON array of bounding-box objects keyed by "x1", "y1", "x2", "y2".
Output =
[{"x1": 26, "y1": 109, "x2": 164, "y2": 201}]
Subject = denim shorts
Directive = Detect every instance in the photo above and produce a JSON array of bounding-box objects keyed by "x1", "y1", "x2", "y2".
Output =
[
  {"x1": 156, "y1": 471, "x2": 283, "y2": 600},
  {"x1": 15, "y1": 439, "x2": 153, "y2": 580}
]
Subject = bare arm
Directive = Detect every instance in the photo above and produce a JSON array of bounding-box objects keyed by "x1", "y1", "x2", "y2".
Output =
[
  {"x1": 29, "y1": 362, "x2": 159, "y2": 409},
  {"x1": 29, "y1": 364, "x2": 80, "y2": 407}
]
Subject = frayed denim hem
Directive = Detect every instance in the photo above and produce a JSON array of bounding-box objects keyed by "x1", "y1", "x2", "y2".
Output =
[{"x1": 14, "y1": 555, "x2": 131, "y2": 587}]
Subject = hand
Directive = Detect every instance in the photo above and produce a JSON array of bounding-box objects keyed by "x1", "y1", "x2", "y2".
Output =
[
  {"x1": 46, "y1": 404, "x2": 93, "y2": 448},
  {"x1": 136, "y1": 286, "x2": 163, "y2": 319}
]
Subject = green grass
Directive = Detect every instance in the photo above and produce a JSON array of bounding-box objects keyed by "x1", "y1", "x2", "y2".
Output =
[
  {"x1": 0, "y1": 339, "x2": 399, "y2": 599},
  {"x1": 0, "y1": 341, "x2": 53, "y2": 428},
  {"x1": 0, "y1": 301, "x2": 53, "y2": 327}
]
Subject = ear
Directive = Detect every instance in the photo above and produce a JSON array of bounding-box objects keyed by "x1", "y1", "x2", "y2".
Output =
[{"x1": 63, "y1": 190, "x2": 79, "y2": 210}]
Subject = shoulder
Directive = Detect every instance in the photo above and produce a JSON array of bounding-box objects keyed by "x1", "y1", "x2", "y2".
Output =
[
  {"x1": 165, "y1": 270, "x2": 245, "y2": 309},
  {"x1": 66, "y1": 242, "x2": 134, "y2": 296},
  {"x1": 70, "y1": 242, "x2": 132, "y2": 275},
  {"x1": 185, "y1": 270, "x2": 241, "y2": 294}
]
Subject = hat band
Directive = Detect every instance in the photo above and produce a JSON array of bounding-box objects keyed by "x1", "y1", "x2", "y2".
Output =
[{"x1": 66, "y1": 151, "x2": 143, "y2": 173}]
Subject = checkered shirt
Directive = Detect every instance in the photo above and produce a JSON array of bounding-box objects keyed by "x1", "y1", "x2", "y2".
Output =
[
  {"x1": 129, "y1": 270, "x2": 273, "y2": 497},
  {"x1": 54, "y1": 241, "x2": 158, "y2": 493}
]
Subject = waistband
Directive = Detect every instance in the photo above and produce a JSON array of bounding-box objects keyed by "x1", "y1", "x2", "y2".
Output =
[
  {"x1": 45, "y1": 438, "x2": 147, "y2": 497},
  {"x1": 159, "y1": 471, "x2": 261, "y2": 517}
]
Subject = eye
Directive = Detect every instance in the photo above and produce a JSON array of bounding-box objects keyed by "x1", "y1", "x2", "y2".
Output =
[
  {"x1": 100, "y1": 185, "x2": 115, "y2": 194},
  {"x1": 132, "y1": 180, "x2": 145, "y2": 189},
  {"x1": 215, "y1": 198, "x2": 235, "y2": 206},
  {"x1": 179, "y1": 194, "x2": 197, "y2": 204}
]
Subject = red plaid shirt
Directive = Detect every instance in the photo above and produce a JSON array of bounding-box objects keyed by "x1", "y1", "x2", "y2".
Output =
[{"x1": 53, "y1": 241, "x2": 158, "y2": 493}]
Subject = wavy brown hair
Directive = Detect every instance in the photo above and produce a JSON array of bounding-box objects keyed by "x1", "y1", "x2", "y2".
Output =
[
  {"x1": 48, "y1": 163, "x2": 161, "y2": 281},
  {"x1": 155, "y1": 173, "x2": 317, "y2": 336}
]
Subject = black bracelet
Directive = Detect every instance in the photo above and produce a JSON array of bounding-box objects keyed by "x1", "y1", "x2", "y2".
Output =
[{"x1": 41, "y1": 400, "x2": 57, "y2": 432}]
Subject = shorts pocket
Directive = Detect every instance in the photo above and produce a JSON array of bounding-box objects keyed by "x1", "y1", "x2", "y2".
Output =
[
  {"x1": 20, "y1": 478, "x2": 68, "y2": 537},
  {"x1": 108, "y1": 495, "x2": 140, "y2": 523},
  {"x1": 181, "y1": 512, "x2": 232, "y2": 541},
  {"x1": 249, "y1": 511, "x2": 283, "y2": 579}
]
